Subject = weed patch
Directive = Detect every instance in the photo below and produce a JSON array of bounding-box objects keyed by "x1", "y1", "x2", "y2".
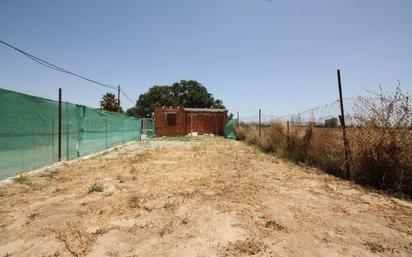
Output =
[
  {"x1": 13, "y1": 175, "x2": 29, "y2": 185},
  {"x1": 88, "y1": 182, "x2": 103, "y2": 193},
  {"x1": 365, "y1": 241, "x2": 385, "y2": 253}
]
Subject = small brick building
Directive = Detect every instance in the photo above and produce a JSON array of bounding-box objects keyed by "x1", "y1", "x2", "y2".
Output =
[{"x1": 154, "y1": 106, "x2": 228, "y2": 136}]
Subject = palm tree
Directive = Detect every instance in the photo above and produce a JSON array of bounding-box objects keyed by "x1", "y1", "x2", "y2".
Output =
[{"x1": 100, "y1": 92, "x2": 120, "y2": 112}]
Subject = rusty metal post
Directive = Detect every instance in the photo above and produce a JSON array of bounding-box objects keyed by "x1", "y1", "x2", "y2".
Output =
[
  {"x1": 258, "y1": 108, "x2": 261, "y2": 137},
  {"x1": 58, "y1": 88, "x2": 62, "y2": 162},
  {"x1": 337, "y1": 69, "x2": 351, "y2": 179},
  {"x1": 287, "y1": 120, "x2": 290, "y2": 152}
]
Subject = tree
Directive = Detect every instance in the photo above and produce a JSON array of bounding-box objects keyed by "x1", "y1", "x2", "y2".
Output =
[
  {"x1": 126, "y1": 106, "x2": 139, "y2": 117},
  {"x1": 100, "y1": 92, "x2": 123, "y2": 113},
  {"x1": 128, "y1": 80, "x2": 225, "y2": 117},
  {"x1": 324, "y1": 117, "x2": 338, "y2": 128}
]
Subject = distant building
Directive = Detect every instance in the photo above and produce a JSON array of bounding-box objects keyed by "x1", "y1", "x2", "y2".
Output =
[{"x1": 154, "y1": 106, "x2": 228, "y2": 136}]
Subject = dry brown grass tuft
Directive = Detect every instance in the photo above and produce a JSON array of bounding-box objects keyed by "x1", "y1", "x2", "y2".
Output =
[
  {"x1": 219, "y1": 238, "x2": 268, "y2": 256},
  {"x1": 45, "y1": 222, "x2": 103, "y2": 257},
  {"x1": 307, "y1": 129, "x2": 343, "y2": 175},
  {"x1": 234, "y1": 126, "x2": 246, "y2": 140},
  {"x1": 245, "y1": 128, "x2": 259, "y2": 145},
  {"x1": 258, "y1": 122, "x2": 287, "y2": 154}
]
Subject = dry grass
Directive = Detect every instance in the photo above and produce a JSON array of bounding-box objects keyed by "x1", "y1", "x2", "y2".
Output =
[
  {"x1": 219, "y1": 238, "x2": 268, "y2": 256},
  {"x1": 349, "y1": 127, "x2": 412, "y2": 193},
  {"x1": 241, "y1": 123, "x2": 412, "y2": 196},
  {"x1": 239, "y1": 87, "x2": 412, "y2": 196},
  {"x1": 45, "y1": 222, "x2": 104, "y2": 257},
  {"x1": 234, "y1": 126, "x2": 246, "y2": 141}
]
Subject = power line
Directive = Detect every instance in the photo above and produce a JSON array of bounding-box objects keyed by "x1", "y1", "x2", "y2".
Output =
[
  {"x1": 120, "y1": 88, "x2": 135, "y2": 104},
  {"x1": 0, "y1": 40, "x2": 137, "y2": 105},
  {"x1": 0, "y1": 40, "x2": 118, "y2": 90}
]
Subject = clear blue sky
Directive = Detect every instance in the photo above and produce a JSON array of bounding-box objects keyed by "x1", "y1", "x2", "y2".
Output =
[{"x1": 0, "y1": 0, "x2": 411, "y2": 117}]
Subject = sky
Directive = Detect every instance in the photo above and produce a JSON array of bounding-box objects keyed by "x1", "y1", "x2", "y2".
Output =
[{"x1": 0, "y1": 0, "x2": 411, "y2": 117}]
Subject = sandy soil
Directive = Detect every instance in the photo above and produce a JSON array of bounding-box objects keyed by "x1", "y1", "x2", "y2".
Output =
[{"x1": 0, "y1": 136, "x2": 411, "y2": 257}]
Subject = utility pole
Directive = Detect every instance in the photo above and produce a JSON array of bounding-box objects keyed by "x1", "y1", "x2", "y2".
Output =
[
  {"x1": 117, "y1": 85, "x2": 121, "y2": 113},
  {"x1": 337, "y1": 69, "x2": 351, "y2": 179}
]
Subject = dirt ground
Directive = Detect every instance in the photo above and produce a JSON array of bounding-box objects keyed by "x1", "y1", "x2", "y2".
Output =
[{"x1": 0, "y1": 137, "x2": 411, "y2": 257}]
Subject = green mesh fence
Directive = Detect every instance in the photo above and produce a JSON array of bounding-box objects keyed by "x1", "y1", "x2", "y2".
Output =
[{"x1": 0, "y1": 88, "x2": 142, "y2": 180}]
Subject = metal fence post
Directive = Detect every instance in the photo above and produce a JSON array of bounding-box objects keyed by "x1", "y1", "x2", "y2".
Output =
[
  {"x1": 287, "y1": 120, "x2": 290, "y2": 153},
  {"x1": 258, "y1": 108, "x2": 261, "y2": 137},
  {"x1": 66, "y1": 103, "x2": 69, "y2": 160},
  {"x1": 337, "y1": 69, "x2": 351, "y2": 179},
  {"x1": 117, "y1": 85, "x2": 121, "y2": 113},
  {"x1": 58, "y1": 88, "x2": 62, "y2": 162}
]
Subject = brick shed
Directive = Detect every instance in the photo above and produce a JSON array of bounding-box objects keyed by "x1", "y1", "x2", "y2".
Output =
[{"x1": 154, "y1": 106, "x2": 228, "y2": 136}]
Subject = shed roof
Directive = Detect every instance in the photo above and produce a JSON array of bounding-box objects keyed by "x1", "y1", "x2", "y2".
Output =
[{"x1": 184, "y1": 108, "x2": 227, "y2": 113}]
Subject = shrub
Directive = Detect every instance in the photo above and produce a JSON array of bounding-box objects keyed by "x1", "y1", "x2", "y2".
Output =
[
  {"x1": 245, "y1": 128, "x2": 259, "y2": 145},
  {"x1": 259, "y1": 122, "x2": 287, "y2": 154},
  {"x1": 307, "y1": 129, "x2": 344, "y2": 176},
  {"x1": 350, "y1": 87, "x2": 412, "y2": 193},
  {"x1": 286, "y1": 126, "x2": 304, "y2": 163}
]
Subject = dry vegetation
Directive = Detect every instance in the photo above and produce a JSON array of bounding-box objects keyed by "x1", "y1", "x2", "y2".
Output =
[
  {"x1": 0, "y1": 137, "x2": 411, "y2": 257},
  {"x1": 237, "y1": 87, "x2": 412, "y2": 196}
]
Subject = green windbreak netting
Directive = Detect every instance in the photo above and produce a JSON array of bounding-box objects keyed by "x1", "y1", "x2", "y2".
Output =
[{"x1": 0, "y1": 88, "x2": 142, "y2": 180}]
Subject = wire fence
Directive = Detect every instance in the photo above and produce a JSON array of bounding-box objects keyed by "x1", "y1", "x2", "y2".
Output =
[
  {"x1": 235, "y1": 90, "x2": 412, "y2": 195},
  {"x1": 239, "y1": 97, "x2": 364, "y2": 127}
]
